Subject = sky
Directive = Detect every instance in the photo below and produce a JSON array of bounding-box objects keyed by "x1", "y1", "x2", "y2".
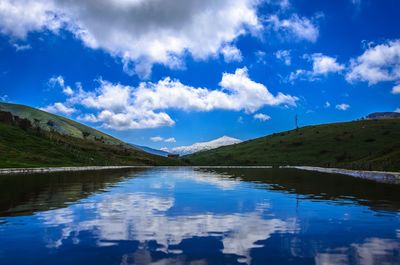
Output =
[{"x1": 0, "y1": 0, "x2": 399, "y2": 150}]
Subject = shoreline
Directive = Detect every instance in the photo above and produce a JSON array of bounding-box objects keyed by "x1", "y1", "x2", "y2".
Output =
[
  {"x1": 1, "y1": 165, "x2": 399, "y2": 184},
  {"x1": 0, "y1": 166, "x2": 152, "y2": 175},
  {"x1": 283, "y1": 166, "x2": 400, "y2": 184}
]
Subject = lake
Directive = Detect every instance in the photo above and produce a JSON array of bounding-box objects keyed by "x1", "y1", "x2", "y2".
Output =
[{"x1": 0, "y1": 167, "x2": 399, "y2": 265}]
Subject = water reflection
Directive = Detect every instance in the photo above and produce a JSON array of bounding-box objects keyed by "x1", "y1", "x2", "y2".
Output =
[
  {"x1": 0, "y1": 167, "x2": 399, "y2": 265},
  {"x1": 204, "y1": 168, "x2": 400, "y2": 212},
  {"x1": 0, "y1": 168, "x2": 143, "y2": 216}
]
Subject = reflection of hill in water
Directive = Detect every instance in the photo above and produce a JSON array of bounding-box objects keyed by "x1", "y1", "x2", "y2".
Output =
[
  {"x1": 0, "y1": 169, "x2": 143, "y2": 217},
  {"x1": 2, "y1": 167, "x2": 400, "y2": 217},
  {"x1": 200, "y1": 168, "x2": 400, "y2": 212}
]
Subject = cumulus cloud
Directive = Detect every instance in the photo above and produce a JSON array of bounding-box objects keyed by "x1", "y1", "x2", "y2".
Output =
[
  {"x1": 221, "y1": 45, "x2": 243, "y2": 63},
  {"x1": 336, "y1": 103, "x2": 350, "y2": 111},
  {"x1": 311, "y1": 53, "x2": 345, "y2": 75},
  {"x1": 289, "y1": 53, "x2": 344, "y2": 82},
  {"x1": 392, "y1": 84, "x2": 400, "y2": 94},
  {"x1": 346, "y1": 40, "x2": 400, "y2": 85},
  {"x1": 44, "y1": 68, "x2": 297, "y2": 130},
  {"x1": 0, "y1": 0, "x2": 262, "y2": 78},
  {"x1": 41, "y1": 102, "x2": 76, "y2": 115},
  {"x1": 266, "y1": 14, "x2": 319, "y2": 42},
  {"x1": 254, "y1": 113, "x2": 271, "y2": 121},
  {"x1": 0, "y1": 0, "x2": 61, "y2": 38},
  {"x1": 151, "y1": 136, "x2": 176, "y2": 143},
  {"x1": 325, "y1": 101, "x2": 331, "y2": 108},
  {"x1": 150, "y1": 136, "x2": 164, "y2": 142},
  {"x1": 275, "y1": 50, "x2": 291, "y2": 65},
  {"x1": 165, "y1": 137, "x2": 176, "y2": 143},
  {"x1": 162, "y1": 136, "x2": 242, "y2": 155},
  {"x1": 49, "y1": 76, "x2": 74, "y2": 96}
]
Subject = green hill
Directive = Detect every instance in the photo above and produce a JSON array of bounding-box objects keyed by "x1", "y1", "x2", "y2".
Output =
[
  {"x1": 0, "y1": 102, "x2": 179, "y2": 168},
  {"x1": 185, "y1": 119, "x2": 400, "y2": 171},
  {"x1": 0, "y1": 102, "x2": 123, "y2": 145}
]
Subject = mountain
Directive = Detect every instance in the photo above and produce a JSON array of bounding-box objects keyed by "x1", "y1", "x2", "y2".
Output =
[
  {"x1": 163, "y1": 136, "x2": 242, "y2": 155},
  {"x1": 185, "y1": 119, "x2": 400, "y2": 171},
  {"x1": 0, "y1": 102, "x2": 179, "y2": 168},
  {"x1": 365, "y1": 112, "x2": 400, "y2": 120},
  {"x1": 131, "y1": 144, "x2": 169, "y2": 157}
]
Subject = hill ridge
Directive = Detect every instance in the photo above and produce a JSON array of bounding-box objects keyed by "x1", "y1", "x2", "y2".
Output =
[{"x1": 185, "y1": 119, "x2": 400, "y2": 171}]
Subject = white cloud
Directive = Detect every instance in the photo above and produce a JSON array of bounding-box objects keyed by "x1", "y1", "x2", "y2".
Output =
[
  {"x1": 38, "y1": 171, "x2": 298, "y2": 265},
  {"x1": 150, "y1": 136, "x2": 176, "y2": 143},
  {"x1": 346, "y1": 40, "x2": 400, "y2": 85},
  {"x1": 221, "y1": 45, "x2": 243, "y2": 63},
  {"x1": 12, "y1": 43, "x2": 31, "y2": 51},
  {"x1": 41, "y1": 102, "x2": 76, "y2": 115},
  {"x1": 164, "y1": 137, "x2": 176, "y2": 143},
  {"x1": 254, "y1": 113, "x2": 271, "y2": 121},
  {"x1": 311, "y1": 53, "x2": 345, "y2": 75},
  {"x1": 150, "y1": 136, "x2": 164, "y2": 142},
  {"x1": 315, "y1": 238, "x2": 400, "y2": 265},
  {"x1": 391, "y1": 84, "x2": 400, "y2": 94},
  {"x1": 0, "y1": 1, "x2": 61, "y2": 38},
  {"x1": 267, "y1": 14, "x2": 319, "y2": 42},
  {"x1": 45, "y1": 68, "x2": 297, "y2": 130},
  {"x1": 325, "y1": 101, "x2": 331, "y2": 108},
  {"x1": 162, "y1": 136, "x2": 242, "y2": 155},
  {"x1": 255, "y1": 50, "x2": 267, "y2": 64},
  {"x1": 0, "y1": 0, "x2": 261, "y2": 78},
  {"x1": 77, "y1": 113, "x2": 97, "y2": 123},
  {"x1": 395, "y1": 108, "x2": 400, "y2": 113},
  {"x1": 49, "y1": 76, "x2": 74, "y2": 96},
  {"x1": 289, "y1": 53, "x2": 344, "y2": 82},
  {"x1": 0, "y1": 94, "x2": 8, "y2": 102},
  {"x1": 275, "y1": 50, "x2": 291, "y2": 65},
  {"x1": 336, "y1": 103, "x2": 350, "y2": 111}
]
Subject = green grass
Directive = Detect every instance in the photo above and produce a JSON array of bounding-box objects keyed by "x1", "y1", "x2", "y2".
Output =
[
  {"x1": 0, "y1": 102, "x2": 123, "y2": 145},
  {"x1": 0, "y1": 123, "x2": 180, "y2": 167},
  {"x1": 185, "y1": 119, "x2": 400, "y2": 171},
  {"x1": 0, "y1": 102, "x2": 182, "y2": 167}
]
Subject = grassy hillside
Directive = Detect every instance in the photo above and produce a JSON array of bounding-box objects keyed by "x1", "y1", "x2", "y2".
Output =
[
  {"x1": 186, "y1": 119, "x2": 400, "y2": 171},
  {"x1": 0, "y1": 103, "x2": 179, "y2": 168},
  {"x1": 0, "y1": 102, "x2": 123, "y2": 145}
]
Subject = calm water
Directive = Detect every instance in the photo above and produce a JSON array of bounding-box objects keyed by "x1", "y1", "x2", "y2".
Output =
[{"x1": 0, "y1": 167, "x2": 400, "y2": 265}]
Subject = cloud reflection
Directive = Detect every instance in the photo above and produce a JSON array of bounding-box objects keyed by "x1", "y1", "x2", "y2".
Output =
[{"x1": 39, "y1": 192, "x2": 297, "y2": 264}]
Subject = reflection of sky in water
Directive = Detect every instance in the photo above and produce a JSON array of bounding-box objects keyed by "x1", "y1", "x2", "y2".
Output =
[{"x1": 0, "y1": 167, "x2": 400, "y2": 265}]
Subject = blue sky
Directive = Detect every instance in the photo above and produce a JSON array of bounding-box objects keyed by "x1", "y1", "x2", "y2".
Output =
[{"x1": 0, "y1": 0, "x2": 399, "y2": 150}]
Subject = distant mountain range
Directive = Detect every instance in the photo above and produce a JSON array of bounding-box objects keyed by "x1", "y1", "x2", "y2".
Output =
[
  {"x1": 161, "y1": 136, "x2": 242, "y2": 155},
  {"x1": 131, "y1": 144, "x2": 169, "y2": 157}
]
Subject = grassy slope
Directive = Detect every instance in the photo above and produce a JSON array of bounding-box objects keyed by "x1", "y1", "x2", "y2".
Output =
[
  {"x1": 0, "y1": 102, "x2": 179, "y2": 167},
  {"x1": 0, "y1": 123, "x2": 179, "y2": 167},
  {"x1": 186, "y1": 119, "x2": 400, "y2": 171},
  {"x1": 0, "y1": 102, "x2": 123, "y2": 145}
]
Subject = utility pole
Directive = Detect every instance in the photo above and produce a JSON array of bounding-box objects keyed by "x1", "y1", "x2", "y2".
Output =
[{"x1": 295, "y1": 114, "x2": 299, "y2": 130}]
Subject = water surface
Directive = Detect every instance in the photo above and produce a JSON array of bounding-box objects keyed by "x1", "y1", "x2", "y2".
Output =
[{"x1": 0, "y1": 167, "x2": 399, "y2": 265}]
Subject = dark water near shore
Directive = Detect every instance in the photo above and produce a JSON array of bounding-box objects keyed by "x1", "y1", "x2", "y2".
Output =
[{"x1": 0, "y1": 167, "x2": 399, "y2": 265}]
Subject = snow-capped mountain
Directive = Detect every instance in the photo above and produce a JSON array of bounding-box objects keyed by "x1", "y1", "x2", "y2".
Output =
[{"x1": 162, "y1": 136, "x2": 242, "y2": 155}]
